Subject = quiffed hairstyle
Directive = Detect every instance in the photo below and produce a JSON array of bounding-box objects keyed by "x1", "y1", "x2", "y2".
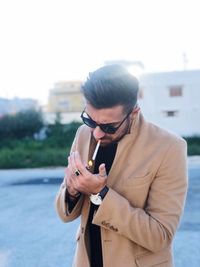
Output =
[{"x1": 81, "y1": 65, "x2": 139, "y2": 113}]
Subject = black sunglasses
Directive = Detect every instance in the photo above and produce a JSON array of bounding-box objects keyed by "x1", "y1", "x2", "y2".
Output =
[{"x1": 80, "y1": 109, "x2": 132, "y2": 134}]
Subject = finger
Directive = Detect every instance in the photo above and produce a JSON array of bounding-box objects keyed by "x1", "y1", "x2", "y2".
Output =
[
  {"x1": 64, "y1": 167, "x2": 70, "y2": 179},
  {"x1": 72, "y1": 151, "x2": 84, "y2": 175},
  {"x1": 66, "y1": 174, "x2": 79, "y2": 193},
  {"x1": 65, "y1": 165, "x2": 78, "y2": 184},
  {"x1": 74, "y1": 151, "x2": 88, "y2": 176},
  {"x1": 64, "y1": 167, "x2": 73, "y2": 186},
  {"x1": 67, "y1": 155, "x2": 72, "y2": 172},
  {"x1": 72, "y1": 152, "x2": 79, "y2": 172},
  {"x1": 64, "y1": 166, "x2": 73, "y2": 180},
  {"x1": 98, "y1": 163, "x2": 107, "y2": 178},
  {"x1": 68, "y1": 153, "x2": 77, "y2": 174},
  {"x1": 69, "y1": 176, "x2": 77, "y2": 189}
]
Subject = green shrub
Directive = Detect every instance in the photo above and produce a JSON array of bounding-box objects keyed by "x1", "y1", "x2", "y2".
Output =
[
  {"x1": 0, "y1": 146, "x2": 70, "y2": 169},
  {"x1": 0, "y1": 109, "x2": 43, "y2": 140},
  {"x1": 0, "y1": 117, "x2": 83, "y2": 168},
  {"x1": 45, "y1": 121, "x2": 82, "y2": 148},
  {"x1": 184, "y1": 136, "x2": 200, "y2": 146},
  {"x1": 0, "y1": 112, "x2": 83, "y2": 168},
  {"x1": 187, "y1": 144, "x2": 200, "y2": 156},
  {"x1": 183, "y1": 136, "x2": 200, "y2": 155}
]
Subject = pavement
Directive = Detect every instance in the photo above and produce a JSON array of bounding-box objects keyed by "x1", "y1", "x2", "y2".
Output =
[{"x1": 0, "y1": 157, "x2": 200, "y2": 267}]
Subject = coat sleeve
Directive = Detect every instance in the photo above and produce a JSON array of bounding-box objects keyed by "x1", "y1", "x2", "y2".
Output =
[
  {"x1": 92, "y1": 138, "x2": 188, "y2": 252},
  {"x1": 55, "y1": 182, "x2": 84, "y2": 222},
  {"x1": 55, "y1": 126, "x2": 84, "y2": 222}
]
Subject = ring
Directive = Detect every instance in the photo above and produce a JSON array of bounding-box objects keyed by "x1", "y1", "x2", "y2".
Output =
[{"x1": 74, "y1": 170, "x2": 81, "y2": 176}]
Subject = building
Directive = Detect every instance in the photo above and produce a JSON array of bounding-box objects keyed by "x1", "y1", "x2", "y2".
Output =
[
  {"x1": 0, "y1": 97, "x2": 39, "y2": 117},
  {"x1": 47, "y1": 81, "x2": 84, "y2": 113},
  {"x1": 139, "y1": 69, "x2": 200, "y2": 137},
  {"x1": 46, "y1": 81, "x2": 84, "y2": 124}
]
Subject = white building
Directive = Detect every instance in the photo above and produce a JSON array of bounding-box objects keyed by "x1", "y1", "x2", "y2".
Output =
[{"x1": 138, "y1": 69, "x2": 200, "y2": 137}]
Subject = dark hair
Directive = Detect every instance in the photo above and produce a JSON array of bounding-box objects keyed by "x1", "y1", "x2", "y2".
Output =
[{"x1": 81, "y1": 65, "x2": 139, "y2": 113}]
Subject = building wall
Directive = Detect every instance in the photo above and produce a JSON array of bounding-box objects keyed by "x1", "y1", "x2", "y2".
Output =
[
  {"x1": 47, "y1": 81, "x2": 84, "y2": 113},
  {"x1": 139, "y1": 70, "x2": 200, "y2": 137}
]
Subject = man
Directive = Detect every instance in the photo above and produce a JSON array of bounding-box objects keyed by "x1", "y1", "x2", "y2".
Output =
[{"x1": 55, "y1": 65, "x2": 188, "y2": 267}]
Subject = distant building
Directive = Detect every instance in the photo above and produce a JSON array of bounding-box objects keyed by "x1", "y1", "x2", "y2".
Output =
[
  {"x1": 46, "y1": 81, "x2": 84, "y2": 124},
  {"x1": 0, "y1": 97, "x2": 39, "y2": 117},
  {"x1": 47, "y1": 81, "x2": 84, "y2": 113},
  {"x1": 139, "y1": 69, "x2": 200, "y2": 137}
]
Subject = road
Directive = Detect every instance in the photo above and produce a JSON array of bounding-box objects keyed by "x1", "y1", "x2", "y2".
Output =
[{"x1": 0, "y1": 158, "x2": 199, "y2": 267}]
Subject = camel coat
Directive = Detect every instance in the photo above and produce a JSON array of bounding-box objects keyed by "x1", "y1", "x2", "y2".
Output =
[{"x1": 55, "y1": 112, "x2": 188, "y2": 267}]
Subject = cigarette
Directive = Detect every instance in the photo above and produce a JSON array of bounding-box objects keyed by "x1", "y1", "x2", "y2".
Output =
[
  {"x1": 87, "y1": 140, "x2": 101, "y2": 169},
  {"x1": 92, "y1": 140, "x2": 101, "y2": 161}
]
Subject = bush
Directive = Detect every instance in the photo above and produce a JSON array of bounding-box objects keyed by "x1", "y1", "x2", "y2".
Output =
[
  {"x1": 184, "y1": 136, "x2": 200, "y2": 146},
  {"x1": 0, "y1": 146, "x2": 70, "y2": 169},
  {"x1": 0, "y1": 109, "x2": 43, "y2": 140},
  {"x1": 187, "y1": 144, "x2": 200, "y2": 156},
  {"x1": 184, "y1": 136, "x2": 200, "y2": 155},
  {"x1": 0, "y1": 118, "x2": 82, "y2": 169},
  {"x1": 45, "y1": 120, "x2": 82, "y2": 148}
]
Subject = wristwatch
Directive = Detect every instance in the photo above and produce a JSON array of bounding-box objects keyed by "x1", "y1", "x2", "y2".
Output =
[{"x1": 90, "y1": 186, "x2": 109, "y2": 205}]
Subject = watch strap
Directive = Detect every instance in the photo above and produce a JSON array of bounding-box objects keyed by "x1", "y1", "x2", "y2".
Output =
[{"x1": 99, "y1": 186, "x2": 109, "y2": 200}]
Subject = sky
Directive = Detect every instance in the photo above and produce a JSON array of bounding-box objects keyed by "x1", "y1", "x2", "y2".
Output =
[{"x1": 0, "y1": 0, "x2": 200, "y2": 105}]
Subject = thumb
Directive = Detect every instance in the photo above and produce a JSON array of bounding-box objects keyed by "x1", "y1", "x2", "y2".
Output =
[{"x1": 98, "y1": 163, "x2": 107, "y2": 178}]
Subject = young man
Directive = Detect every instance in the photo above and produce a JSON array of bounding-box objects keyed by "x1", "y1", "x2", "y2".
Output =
[{"x1": 55, "y1": 65, "x2": 188, "y2": 267}]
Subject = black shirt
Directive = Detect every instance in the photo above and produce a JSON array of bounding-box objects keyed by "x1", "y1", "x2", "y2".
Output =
[{"x1": 88, "y1": 142, "x2": 117, "y2": 267}]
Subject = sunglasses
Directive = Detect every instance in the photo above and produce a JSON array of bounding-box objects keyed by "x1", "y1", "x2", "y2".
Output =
[{"x1": 80, "y1": 109, "x2": 133, "y2": 134}]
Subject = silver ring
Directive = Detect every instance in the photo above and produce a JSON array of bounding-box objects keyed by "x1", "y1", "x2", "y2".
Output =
[{"x1": 74, "y1": 170, "x2": 81, "y2": 176}]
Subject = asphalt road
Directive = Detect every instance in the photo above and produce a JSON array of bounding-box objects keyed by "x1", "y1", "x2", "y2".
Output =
[{"x1": 0, "y1": 159, "x2": 199, "y2": 267}]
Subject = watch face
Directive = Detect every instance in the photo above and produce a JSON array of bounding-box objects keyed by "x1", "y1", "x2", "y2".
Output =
[{"x1": 90, "y1": 194, "x2": 102, "y2": 205}]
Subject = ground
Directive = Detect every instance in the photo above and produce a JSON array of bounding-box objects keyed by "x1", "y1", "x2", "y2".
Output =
[{"x1": 0, "y1": 157, "x2": 199, "y2": 267}]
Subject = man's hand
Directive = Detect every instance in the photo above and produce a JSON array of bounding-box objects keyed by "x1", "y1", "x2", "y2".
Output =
[
  {"x1": 63, "y1": 167, "x2": 80, "y2": 197},
  {"x1": 67, "y1": 151, "x2": 107, "y2": 195}
]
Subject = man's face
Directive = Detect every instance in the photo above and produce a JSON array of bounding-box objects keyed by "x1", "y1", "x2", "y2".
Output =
[{"x1": 84, "y1": 103, "x2": 134, "y2": 146}]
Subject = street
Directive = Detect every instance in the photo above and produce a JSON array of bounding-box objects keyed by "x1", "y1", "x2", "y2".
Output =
[{"x1": 0, "y1": 159, "x2": 200, "y2": 267}]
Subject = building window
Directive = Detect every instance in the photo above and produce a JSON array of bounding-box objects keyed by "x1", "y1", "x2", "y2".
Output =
[
  {"x1": 163, "y1": 110, "x2": 179, "y2": 117},
  {"x1": 169, "y1": 86, "x2": 183, "y2": 97},
  {"x1": 58, "y1": 100, "x2": 70, "y2": 109}
]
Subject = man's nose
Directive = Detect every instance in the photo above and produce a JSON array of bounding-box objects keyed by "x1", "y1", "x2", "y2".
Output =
[{"x1": 93, "y1": 126, "x2": 106, "y2": 139}]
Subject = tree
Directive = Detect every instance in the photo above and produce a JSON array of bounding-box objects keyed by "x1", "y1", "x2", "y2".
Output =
[
  {"x1": 45, "y1": 112, "x2": 82, "y2": 147},
  {"x1": 0, "y1": 109, "x2": 44, "y2": 140}
]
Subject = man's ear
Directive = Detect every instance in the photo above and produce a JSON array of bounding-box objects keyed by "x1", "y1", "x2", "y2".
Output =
[
  {"x1": 133, "y1": 106, "x2": 140, "y2": 114},
  {"x1": 131, "y1": 106, "x2": 140, "y2": 119}
]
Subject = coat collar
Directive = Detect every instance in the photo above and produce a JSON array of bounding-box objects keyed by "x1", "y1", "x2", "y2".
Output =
[
  {"x1": 106, "y1": 111, "x2": 146, "y2": 186},
  {"x1": 117, "y1": 110, "x2": 145, "y2": 145}
]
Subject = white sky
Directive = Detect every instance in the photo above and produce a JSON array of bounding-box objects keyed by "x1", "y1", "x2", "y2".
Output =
[{"x1": 0, "y1": 0, "x2": 200, "y2": 105}]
